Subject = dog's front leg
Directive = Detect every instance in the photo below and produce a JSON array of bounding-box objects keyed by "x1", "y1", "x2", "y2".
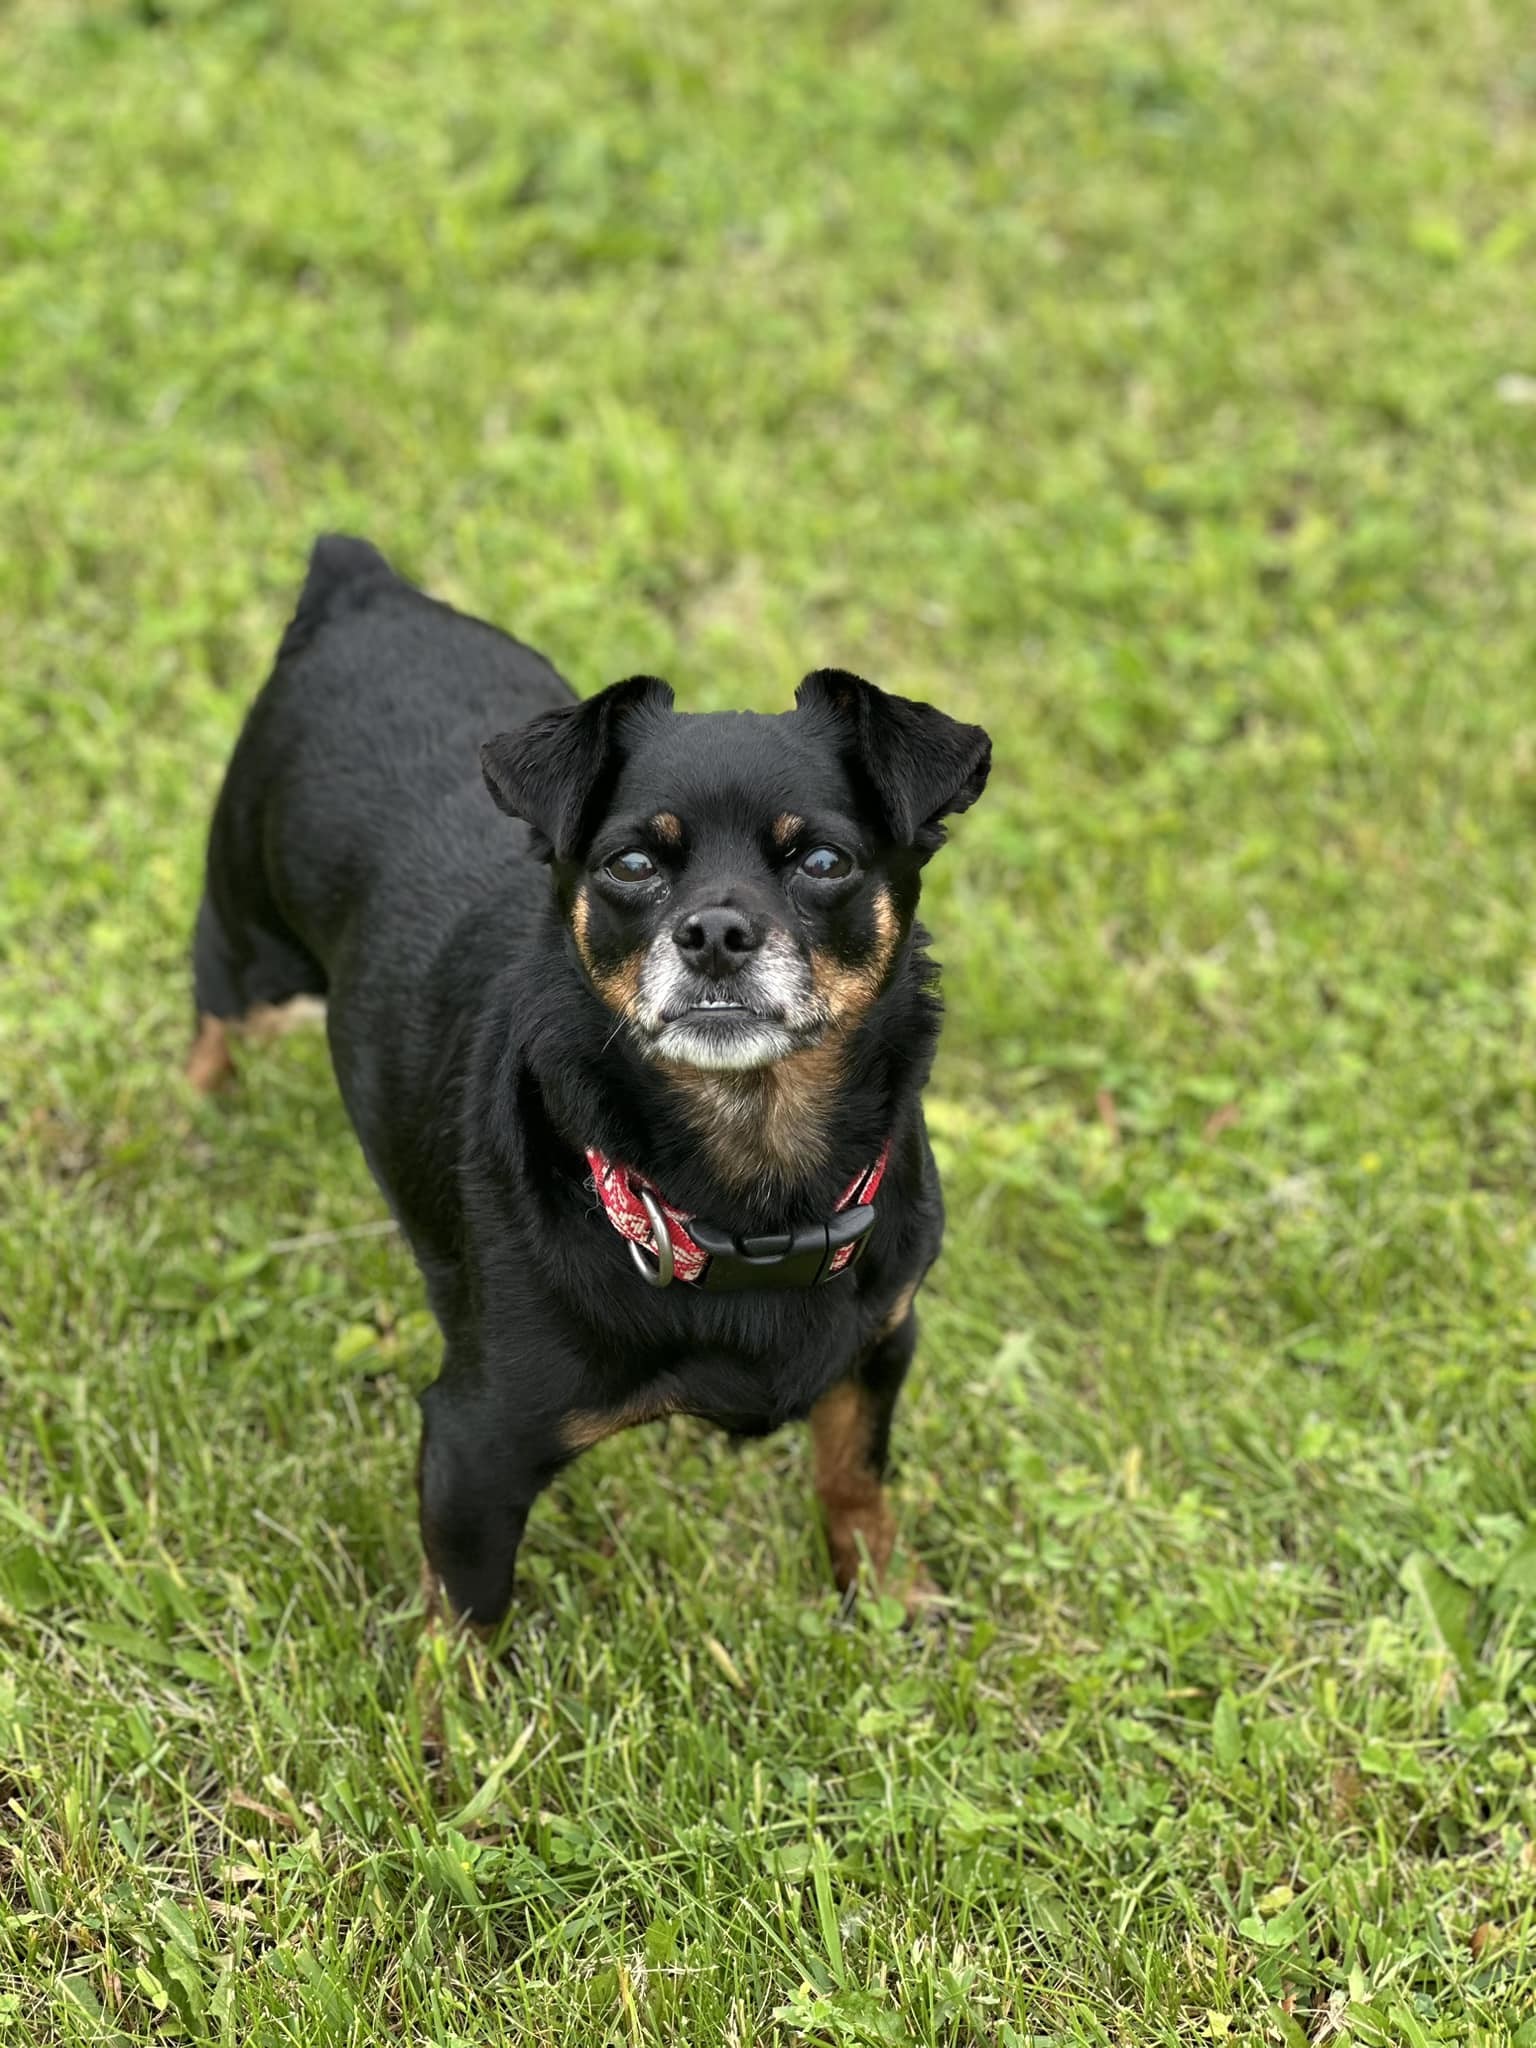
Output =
[
  {"x1": 417, "y1": 1362, "x2": 554, "y2": 1629},
  {"x1": 413, "y1": 1354, "x2": 560, "y2": 1765},
  {"x1": 809, "y1": 1295, "x2": 939, "y2": 1618}
]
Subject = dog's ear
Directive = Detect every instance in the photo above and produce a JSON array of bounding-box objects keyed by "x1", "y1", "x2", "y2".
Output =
[
  {"x1": 795, "y1": 668, "x2": 991, "y2": 851},
  {"x1": 481, "y1": 675, "x2": 674, "y2": 858}
]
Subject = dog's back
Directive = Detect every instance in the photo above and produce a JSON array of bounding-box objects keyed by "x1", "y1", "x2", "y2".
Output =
[
  {"x1": 200, "y1": 537, "x2": 570, "y2": 971},
  {"x1": 189, "y1": 537, "x2": 572, "y2": 1128}
]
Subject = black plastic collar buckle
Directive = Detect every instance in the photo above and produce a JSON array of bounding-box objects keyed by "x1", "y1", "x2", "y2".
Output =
[{"x1": 686, "y1": 1203, "x2": 877, "y2": 1293}]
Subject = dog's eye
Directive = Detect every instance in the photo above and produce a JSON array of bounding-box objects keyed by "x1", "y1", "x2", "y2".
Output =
[
  {"x1": 604, "y1": 849, "x2": 658, "y2": 883},
  {"x1": 798, "y1": 845, "x2": 852, "y2": 880}
]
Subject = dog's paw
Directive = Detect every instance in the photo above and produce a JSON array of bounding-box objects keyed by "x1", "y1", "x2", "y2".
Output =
[
  {"x1": 891, "y1": 1558, "x2": 947, "y2": 1626},
  {"x1": 185, "y1": 1015, "x2": 237, "y2": 1094},
  {"x1": 832, "y1": 1552, "x2": 948, "y2": 1630}
]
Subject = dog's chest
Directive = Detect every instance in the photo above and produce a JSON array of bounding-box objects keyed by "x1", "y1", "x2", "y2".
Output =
[{"x1": 574, "y1": 1312, "x2": 853, "y2": 1446}]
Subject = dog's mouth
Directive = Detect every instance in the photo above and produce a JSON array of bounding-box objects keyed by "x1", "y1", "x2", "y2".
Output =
[
  {"x1": 650, "y1": 990, "x2": 807, "y2": 1071},
  {"x1": 632, "y1": 931, "x2": 828, "y2": 1072},
  {"x1": 647, "y1": 1010, "x2": 805, "y2": 1071},
  {"x1": 660, "y1": 990, "x2": 779, "y2": 1023}
]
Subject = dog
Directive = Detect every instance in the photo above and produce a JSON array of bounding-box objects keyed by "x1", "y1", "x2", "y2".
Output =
[{"x1": 189, "y1": 536, "x2": 991, "y2": 1630}]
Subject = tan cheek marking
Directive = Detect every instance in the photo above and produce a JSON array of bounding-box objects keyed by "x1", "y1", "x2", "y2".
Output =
[
  {"x1": 573, "y1": 884, "x2": 645, "y2": 1019},
  {"x1": 809, "y1": 884, "x2": 900, "y2": 1026},
  {"x1": 591, "y1": 952, "x2": 645, "y2": 1018},
  {"x1": 810, "y1": 953, "x2": 883, "y2": 1026},
  {"x1": 810, "y1": 1382, "x2": 896, "y2": 1590},
  {"x1": 772, "y1": 813, "x2": 805, "y2": 852},
  {"x1": 650, "y1": 812, "x2": 683, "y2": 846},
  {"x1": 560, "y1": 1389, "x2": 681, "y2": 1452},
  {"x1": 870, "y1": 885, "x2": 898, "y2": 967},
  {"x1": 571, "y1": 885, "x2": 594, "y2": 968}
]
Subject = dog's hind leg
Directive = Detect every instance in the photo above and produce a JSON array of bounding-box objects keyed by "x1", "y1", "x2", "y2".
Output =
[
  {"x1": 186, "y1": 891, "x2": 327, "y2": 1093},
  {"x1": 186, "y1": 1011, "x2": 238, "y2": 1094}
]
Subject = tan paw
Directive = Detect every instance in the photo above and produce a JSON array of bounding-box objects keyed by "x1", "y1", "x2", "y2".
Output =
[
  {"x1": 185, "y1": 1014, "x2": 237, "y2": 1094},
  {"x1": 890, "y1": 1557, "x2": 946, "y2": 1625}
]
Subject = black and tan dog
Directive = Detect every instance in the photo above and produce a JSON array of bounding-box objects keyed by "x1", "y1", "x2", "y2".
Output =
[{"x1": 190, "y1": 537, "x2": 990, "y2": 1629}]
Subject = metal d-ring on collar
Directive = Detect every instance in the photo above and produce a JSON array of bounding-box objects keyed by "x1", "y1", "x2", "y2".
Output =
[{"x1": 629, "y1": 1184, "x2": 676, "y2": 1288}]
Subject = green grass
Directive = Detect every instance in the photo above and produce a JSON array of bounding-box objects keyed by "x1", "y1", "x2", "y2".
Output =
[{"x1": 5, "y1": 0, "x2": 1536, "y2": 2039}]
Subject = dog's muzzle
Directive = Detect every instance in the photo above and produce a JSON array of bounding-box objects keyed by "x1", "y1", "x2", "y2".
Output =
[{"x1": 631, "y1": 927, "x2": 827, "y2": 1070}]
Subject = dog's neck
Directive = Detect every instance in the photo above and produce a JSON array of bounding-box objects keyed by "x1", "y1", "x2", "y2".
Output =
[{"x1": 656, "y1": 1039, "x2": 851, "y2": 1193}]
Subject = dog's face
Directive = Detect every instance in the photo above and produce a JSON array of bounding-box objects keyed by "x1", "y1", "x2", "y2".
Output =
[
  {"x1": 481, "y1": 670, "x2": 990, "y2": 1073},
  {"x1": 568, "y1": 710, "x2": 904, "y2": 1074}
]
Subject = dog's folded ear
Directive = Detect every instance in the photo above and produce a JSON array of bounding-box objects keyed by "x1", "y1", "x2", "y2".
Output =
[
  {"x1": 795, "y1": 669, "x2": 991, "y2": 851},
  {"x1": 481, "y1": 676, "x2": 674, "y2": 859}
]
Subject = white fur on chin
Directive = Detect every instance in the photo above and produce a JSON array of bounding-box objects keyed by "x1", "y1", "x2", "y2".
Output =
[{"x1": 650, "y1": 1020, "x2": 796, "y2": 1071}]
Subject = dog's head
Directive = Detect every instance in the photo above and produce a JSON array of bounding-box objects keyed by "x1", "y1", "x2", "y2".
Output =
[{"x1": 481, "y1": 670, "x2": 990, "y2": 1073}]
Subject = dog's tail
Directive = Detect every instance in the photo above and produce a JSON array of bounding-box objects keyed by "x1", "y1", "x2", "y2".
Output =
[{"x1": 278, "y1": 533, "x2": 395, "y2": 662}]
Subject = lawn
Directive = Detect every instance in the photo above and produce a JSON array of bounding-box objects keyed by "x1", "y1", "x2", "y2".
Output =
[{"x1": 4, "y1": 0, "x2": 1536, "y2": 2039}]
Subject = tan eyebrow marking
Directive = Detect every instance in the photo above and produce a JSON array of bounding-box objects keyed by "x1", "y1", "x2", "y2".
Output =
[
  {"x1": 771, "y1": 813, "x2": 805, "y2": 852},
  {"x1": 650, "y1": 812, "x2": 683, "y2": 845}
]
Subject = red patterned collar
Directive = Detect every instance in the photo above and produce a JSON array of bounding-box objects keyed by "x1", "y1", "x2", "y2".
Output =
[{"x1": 585, "y1": 1142, "x2": 891, "y2": 1292}]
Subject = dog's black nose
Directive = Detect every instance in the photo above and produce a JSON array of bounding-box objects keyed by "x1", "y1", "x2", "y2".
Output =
[{"x1": 673, "y1": 905, "x2": 763, "y2": 978}]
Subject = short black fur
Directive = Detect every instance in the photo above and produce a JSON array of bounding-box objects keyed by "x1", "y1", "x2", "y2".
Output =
[{"x1": 192, "y1": 536, "x2": 991, "y2": 1624}]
